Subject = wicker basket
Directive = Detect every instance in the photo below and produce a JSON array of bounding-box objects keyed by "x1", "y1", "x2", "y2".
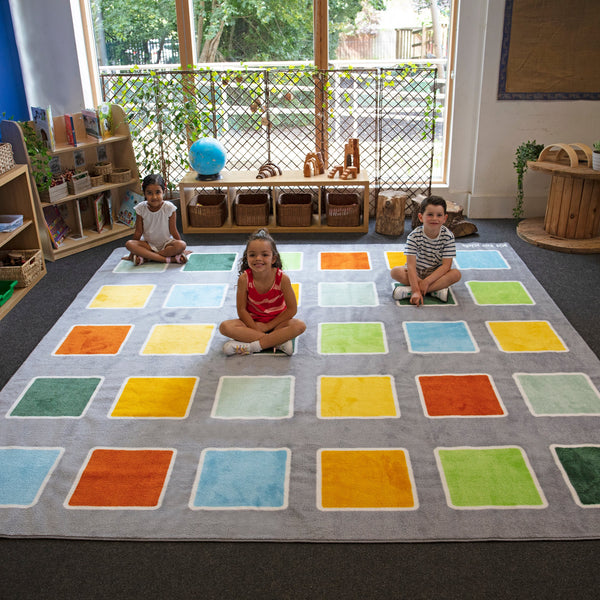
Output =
[
  {"x1": 93, "y1": 162, "x2": 113, "y2": 181},
  {"x1": 109, "y1": 168, "x2": 131, "y2": 184},
  {"x1": 277, "y1": 192, "x2": 313, "y2": 227},
  {"x1": 0, "y1": 143, "x2": 15, "y2": 175},
  {"x1": 235, "y1": 192, "x2": 269, "y2": 226},
  {"x1": 326, "y1": 192, "x2": 360, "y2": 227},
  {"x1": 188, "y1": 193, "x2": 227, "y2": 227},
  {"x1": 90, "y1": 174, "x2": 105, "y2": 187},
  {"x1": 0, "y1": 249, "x2": 44, "y2": 288}
]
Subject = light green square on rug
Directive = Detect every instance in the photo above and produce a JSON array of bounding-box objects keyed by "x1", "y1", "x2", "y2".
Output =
[
  {"x1": 184, "y1": 253, "x2": 237, "y2": 272},
  {"x1": 280, "y1": 252, "x2": 302, "y2": 271},
  {"x1": 515, "y1": 373, "x2": 600, "y2": 415},
  {"x1": 319, "y1": 282, "x2": 378, "y2": 307},
  {"x1": 467, "y1": 281, "x2": 533, "y2": 305},
  {"x1": 213, "y1": 376, "x2": 293, "y2": 418},
  {"x1": 113, "y1": 260, "x2": 166, "y2": 273},
  {"x1": 437, "y1": 447, "x2": 545, "y2": 508},
  {"x1": 320, "y1": 322, "x2": 387, "y2": 354}
]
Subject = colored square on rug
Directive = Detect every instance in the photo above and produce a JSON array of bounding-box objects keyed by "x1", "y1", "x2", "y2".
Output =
[
  {"x1": 318, "y1": 449, "x2": 417, "y2": 510},
  {"x1": 487, "y1": 321, "x2": 567, "y2": 352},
  {"x1": 403, "y1": 321, "x2": 477, "y2": 353},
  {"x1": 111, "y1": 377, "x2": 198, "y2": 418},
  {"x1": 54, "y1": 325, "x2": 132, "y2": 355},
  {"x1": 319, "y1": 322, "x2": 387, "y2": 354},
  {"x1": 66, "y1": 448, "x2": 174, "y2": 508},
  {"x1": 320, "y1": 251, "x2": 370, "y2": 270},
  {"x1": 88, "y1": 285, "x2": 155, "y2": 309},
  {"x1": 318, "y1": 375, "x2": 399, "y2": 418},
  {"x1": 392, "y1": 282, "x2": 457, "y2": 306},
  {"x1": 318, "y1": 282, "x2": 378, "y2": 307},
  {"x1": 514, "y1": 373, "x2": 600, "y2": 415},
  {"x1": 0, "y1": 448, "x2": 63, "y2": 507},
  {"x1": 416, "y1": 374, "x2": 505, "y2": 417},
  {"x1": 551, "y1": 445, "x2": 600, "y2": 507},
  {"x1": 190, "y1": 448, "x2": 290, "y2": 509},
  {"x1": 435, "y1": 447, "x2": 546, "y2": 508},
  {"x1": 454, "y1": 250, "x2": 510, "y2": 270},
  {"x1": 113, "y1": 260, "x2": 166, "y2": 273},
  {"x1": 212, "y1": 376, "x2": 294, "y2": 419},
  {"x1": 466, "y1": 281, "x2": 534, "y2": 305},
  {"x1": 141, "y1": 324, "x2": 215, "y2": 354},
  {"x1": 183, "y1": 252, "x2": 237, "y2": 271},
  {"x1": 280, "y1": 252, "x2": 303, "y2": 271},
  {"x1": 8, "y1": 377, "x2": 102, "y2": 418},
  {"x1": 385, "y1": 251, "x2": 406, "y2": 269},
  {"x1": 164, "y1": 284, "x2": 228, "y2": 308}
]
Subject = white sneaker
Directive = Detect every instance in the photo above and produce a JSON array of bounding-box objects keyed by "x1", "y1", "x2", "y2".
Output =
[
  {"x1": 223, "y1": 340, "x2": 253, "y2": 355},
  {"x1": 430, "y1": 287, "x2": 449, "y2": 302},
  {"x1": 276, "y1": 340, "x2": 294, "y2": 356},
  {"x1": 393, "y1": 285, "x2": 412, "y2": 301}
]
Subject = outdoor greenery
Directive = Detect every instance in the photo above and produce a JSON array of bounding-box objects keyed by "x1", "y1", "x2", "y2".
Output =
[{"x1": 513, "y1": 140, "x2": 544, "y2": 220}]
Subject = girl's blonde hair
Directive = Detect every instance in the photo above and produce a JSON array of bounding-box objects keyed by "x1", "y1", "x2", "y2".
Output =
[{"x1": 238, "y1": 228, "x2": 282, "y2": 275}]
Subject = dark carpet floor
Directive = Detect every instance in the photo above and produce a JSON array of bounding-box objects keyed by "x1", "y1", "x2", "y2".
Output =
[{"x1": 1, "y1": 218, "x2": 599, "y2": 600}]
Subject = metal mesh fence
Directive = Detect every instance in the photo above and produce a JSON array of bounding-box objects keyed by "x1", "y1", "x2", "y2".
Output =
[{"x1": 100, "y1": 66, "x2": 436, "y2": 213}]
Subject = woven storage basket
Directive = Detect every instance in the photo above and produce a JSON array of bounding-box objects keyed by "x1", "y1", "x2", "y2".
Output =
[
  {"x1": 93, "y1": 162, "x2": 113, "y2": 181},
  {"x1": 326, "y1": 192, "x2": 360, "y2": 227},
  {"x1": 188, "y1": 193, "x2": 227, "y2": 227},
  {"x1": 0, "y1": 143, "x2": 15, "y2": 175},
  {"x1": 90, "y1": 174, "x2": 104, "y2": 187},
  {"x1": 277, "y1": 192, "x2": 313, "y2": 227},
  {"x1": 0, "y1": 249, "x2": 44, "y2": 288},
  {"x1": 235, "y1": 192, "x2": 269, "y2": 226},
  {"x1": 109, "y1": 168, "x2": 131, "y2": 184}
]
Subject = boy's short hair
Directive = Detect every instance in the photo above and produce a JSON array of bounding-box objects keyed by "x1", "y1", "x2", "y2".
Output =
[{"x1": 420, "y1": 195, "x2": 447, "y2": 214}]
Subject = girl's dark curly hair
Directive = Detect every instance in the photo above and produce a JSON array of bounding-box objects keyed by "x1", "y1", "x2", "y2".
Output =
[{"x1": 238, "y1": 228, "x2": 282, "y2": 275}]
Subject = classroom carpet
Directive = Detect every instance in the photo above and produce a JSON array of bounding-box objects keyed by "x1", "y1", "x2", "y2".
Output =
[{"x1": 0, "y1": 242, "x2": 599, "y2": 541}]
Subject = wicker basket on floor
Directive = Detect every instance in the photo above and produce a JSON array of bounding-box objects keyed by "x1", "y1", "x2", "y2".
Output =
[
  {"x1": 188, "y1": 193, "x2": 227, "y2": 227},
  {"x1": 0, "y1": 249, "x2": 44, "y2": 288},
  {"x1": 326, "y1": 192, "x2": 360, "y2": 227},
  {"x1": 277, "y1": 192, "x2": 313, "y2": 227},
  {"x1": 235, "y1": 192, "x2": 270, "y2": 226}
]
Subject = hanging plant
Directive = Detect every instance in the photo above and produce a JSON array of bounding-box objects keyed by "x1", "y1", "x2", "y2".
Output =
[{"x1": 513, "y1": 140, "x2": 544, "y2": 219}]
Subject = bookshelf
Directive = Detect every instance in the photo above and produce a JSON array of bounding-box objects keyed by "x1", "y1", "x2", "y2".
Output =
[
  {"x1": 0, "y1": 105, "x2": 141, "y2": 261},
  {"x1": 0, "y1": 164, "x2": 46, "y2": 320}
]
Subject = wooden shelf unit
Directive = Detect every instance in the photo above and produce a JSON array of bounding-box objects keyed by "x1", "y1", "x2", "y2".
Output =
[
  {"x1": 0, "y1": 164, "x2": 46, "y2": 320},
  {"x1": 0, "y1": 105, "x2": 141, "y2": 261},
  {"x1": 179, "y1": 169, "x2": 370, "y2": 234}
]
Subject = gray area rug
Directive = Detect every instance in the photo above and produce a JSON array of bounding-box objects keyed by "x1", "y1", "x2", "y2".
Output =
[{"x1": 0, "y1": 242, "x2": 599, "y2": 541}]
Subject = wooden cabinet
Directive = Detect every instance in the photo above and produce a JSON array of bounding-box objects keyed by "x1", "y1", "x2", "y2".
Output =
[
  {"x1": 0, "y1": 105, "x2": 141, "y2": 260},
  {"x1": 0, "y1": 164, "x2": 46, "y2": 320},
  {"x1": 179, "y1": 169, "x2": 370, "y2": 234}
]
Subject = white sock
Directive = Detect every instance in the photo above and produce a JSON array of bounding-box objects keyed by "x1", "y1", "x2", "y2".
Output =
[{"x1": 249, "y1": 340, "x2": 262, "y2": 353}]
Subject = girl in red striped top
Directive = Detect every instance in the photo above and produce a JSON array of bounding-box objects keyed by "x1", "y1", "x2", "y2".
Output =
[{"x1": 219, "y1": 229, "x2": 306, "y2": 355}]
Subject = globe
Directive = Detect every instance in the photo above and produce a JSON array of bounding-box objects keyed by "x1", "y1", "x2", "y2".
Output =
[{"x1": 189, "y1": 137, "x2": 227, "y2": 180}]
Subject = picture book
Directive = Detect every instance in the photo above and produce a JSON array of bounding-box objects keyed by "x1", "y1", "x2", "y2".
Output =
[
  {"x1": 64, "y1": 114, "x2": 78, "y2": 146},
  {"x1": 31, "y1": 106, "x2": 56, "y2": 150},
  {"x1": 43, "y1": 204, "x2": 70, "y2": 248},
  {"x1": 92, "y1": 192, "x2": 113, "y2": 233},
  {"x1": 117, "y1": 189, "x2": 143, "y2": 228},
  {"x1": 82, "y1": 108, "x2": 101, "y2": 140},
  {"x1": 98, "y1": 103, "x2": 112, "y2": 138}
]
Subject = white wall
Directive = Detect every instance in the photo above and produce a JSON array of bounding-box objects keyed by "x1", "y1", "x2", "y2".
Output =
[
  {"x1": 9, "y1": 0, "x2": 93, "y2": 116},
  {"x1": 448, "y1": 0, "x2": 599, "y2": 218}
]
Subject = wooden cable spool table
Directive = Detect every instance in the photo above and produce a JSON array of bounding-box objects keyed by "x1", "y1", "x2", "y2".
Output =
[{"x1": 517, "y1": 143, "x2": 600, "y2": 253}]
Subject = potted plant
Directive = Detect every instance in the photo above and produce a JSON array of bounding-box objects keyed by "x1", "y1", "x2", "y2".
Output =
[
  {"x1": 593, "y1": 141, "x2": 600, "y2": 171},
  {"x1": 513, "y1": 140, "x2": 544, "y2": 219}
]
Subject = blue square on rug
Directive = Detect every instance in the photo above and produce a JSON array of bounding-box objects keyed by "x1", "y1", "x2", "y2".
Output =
[{"x1": 403, "y1": 321, "x2": 478, "y2": 353}]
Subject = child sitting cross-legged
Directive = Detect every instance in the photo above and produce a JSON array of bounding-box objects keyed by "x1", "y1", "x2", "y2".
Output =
[
  {"x1": 391, "y1": 195, "x2": 461, "y2": 305},
  {"x1": 219, "y1": 228, "x2": 306, "y2": 356}
]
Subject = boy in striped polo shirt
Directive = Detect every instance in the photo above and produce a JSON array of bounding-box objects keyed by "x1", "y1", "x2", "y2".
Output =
[{"x1": 391, "y1": 195, "x2": 461, "y2": 305}]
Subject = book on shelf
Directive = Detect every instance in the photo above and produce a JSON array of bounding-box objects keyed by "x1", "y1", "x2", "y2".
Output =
[
  {"x1": 98, "y1": 103, "x2": 112, "y2": 138},
  {"x1": 92, "y1": 192, "x2": 113, "y2": 233},
  {"x1": 82, "y1": 108, "x2": 101, "y2": 140},
  {"x1": 117, "y1": 189, "x2": 143, "y2": 228},
  {"x1": 64, "y1": 114, "x2": 78, "y2": 146},
  {"x1": 43, "y1": 204, "x2": 70, "y2": 248},
  {"x1": 31, "y1": 106, "x2": 56, "y2": 150}
]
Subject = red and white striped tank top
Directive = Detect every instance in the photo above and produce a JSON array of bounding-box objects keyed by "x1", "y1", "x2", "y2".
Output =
[{"x1": 246, "y1": 268, "x2": 286, "y2": 323}]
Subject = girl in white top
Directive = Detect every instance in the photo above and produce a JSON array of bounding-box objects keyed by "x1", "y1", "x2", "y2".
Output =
[{"x1": 125, "y1": 174, "x2": 188, "y2": 265}]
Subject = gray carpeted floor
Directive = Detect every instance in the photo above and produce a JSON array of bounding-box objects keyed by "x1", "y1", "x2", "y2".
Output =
[{"x1": 1, "y1": 218, "x2": 599, "y2": 599}]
